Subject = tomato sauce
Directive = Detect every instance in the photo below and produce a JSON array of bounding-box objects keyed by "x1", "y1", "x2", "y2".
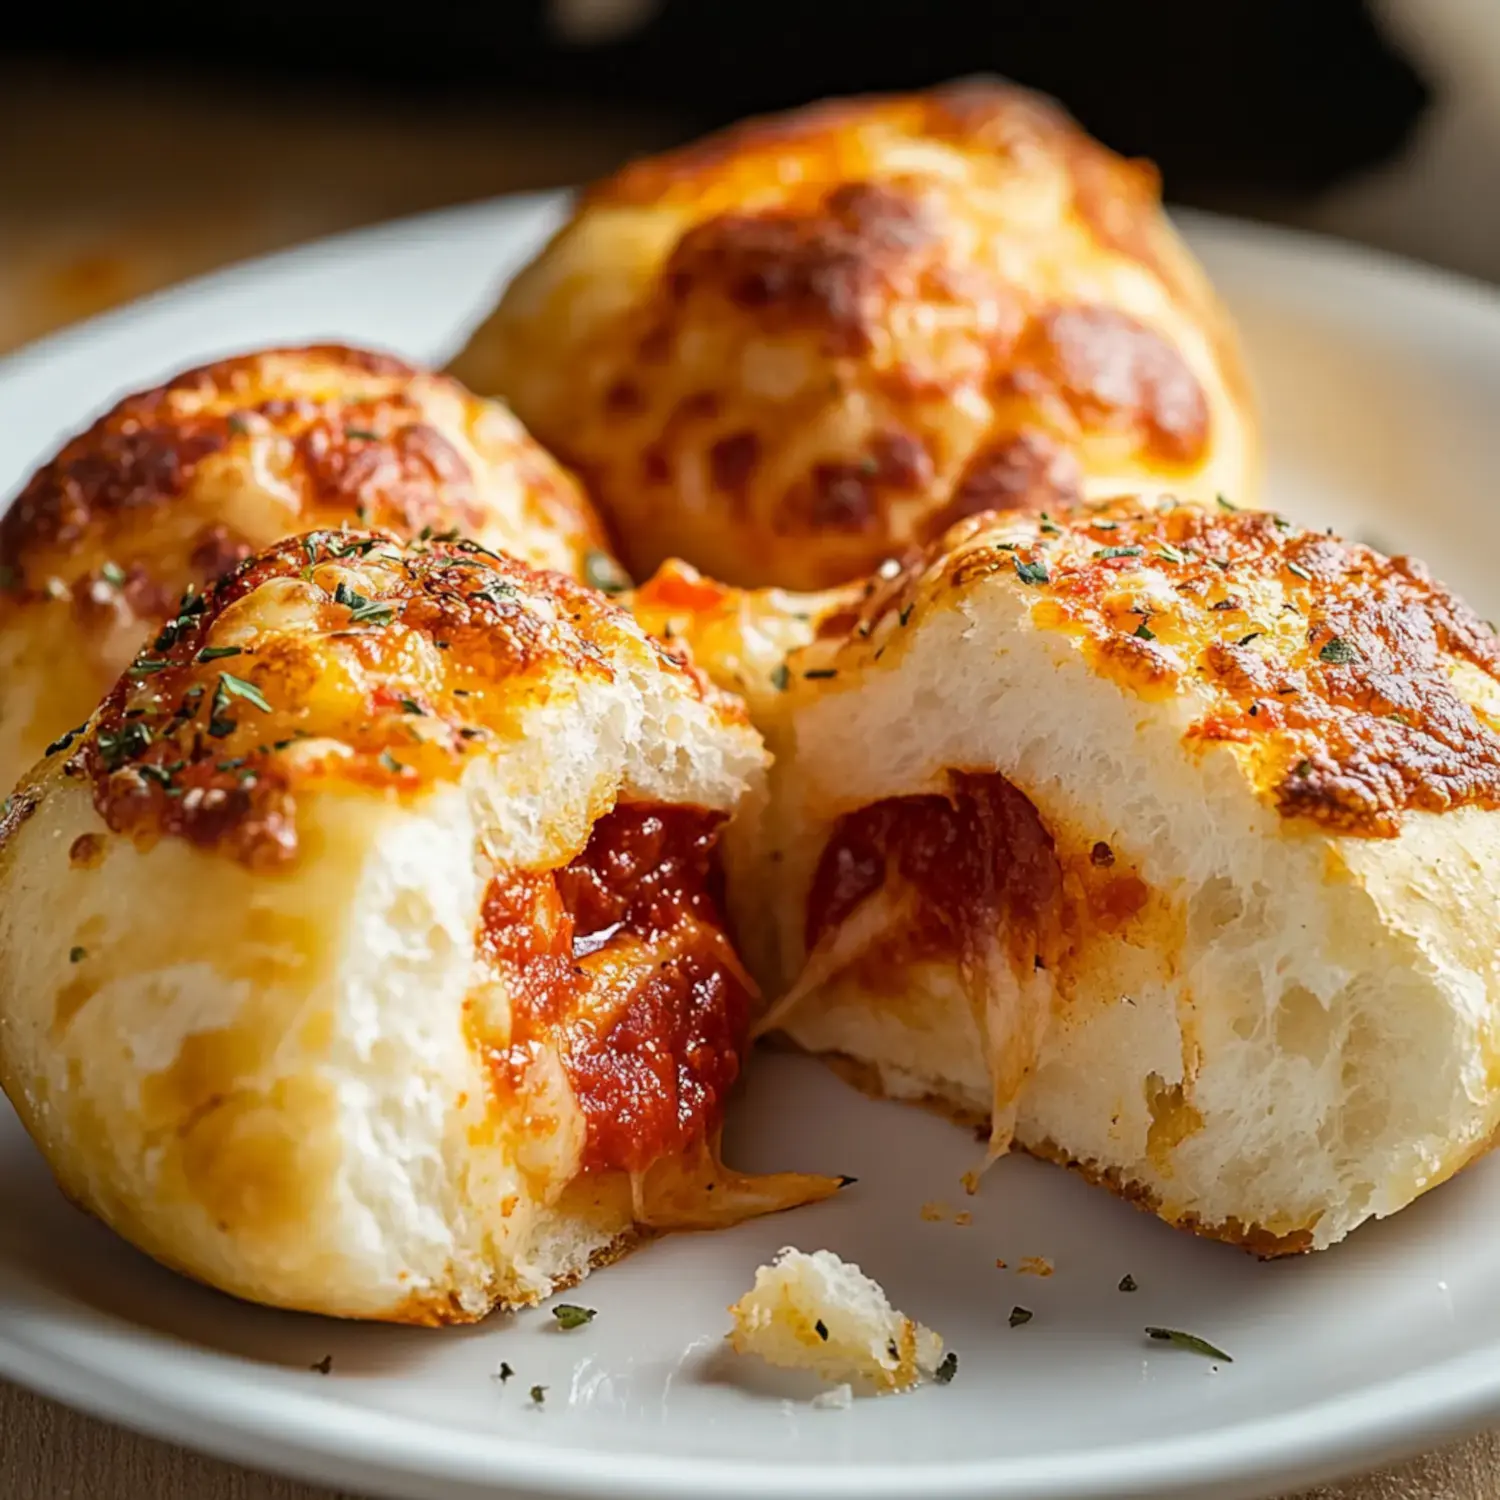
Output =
[
  {"x1": 477, "y1": 803, "x2": 749, "y2": 1174},
  {"x1": 805, "y1": 772, "x2": 1061, "y2": 974}
]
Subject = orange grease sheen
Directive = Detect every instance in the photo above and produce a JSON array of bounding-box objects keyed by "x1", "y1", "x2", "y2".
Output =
[{"x1": 478, "y1": 804, "x2": 749, "y2": 1174}]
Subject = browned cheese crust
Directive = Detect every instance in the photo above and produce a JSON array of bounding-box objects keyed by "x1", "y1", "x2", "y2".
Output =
[
  {"x1": 21, "y1": 529, "x2": 727, "y2": 871},
  {"x1": 804, "y1": 497, "x2": 1500, "y2": 838},
  {"x1": 0, "y1": 345, "x2": 614, "y2": 792},
  {"x1": 455, "y1": 83, "x2": 1256, "y2": 589}
]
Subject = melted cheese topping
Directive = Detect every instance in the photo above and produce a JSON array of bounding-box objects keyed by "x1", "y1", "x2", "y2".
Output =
[
  {"x1": 0, "y1": 345, "x2": 614, "y2": 793},
  {"x1": 796, "y1": 499, "x2": 1500, "y2": 837},
  {"x1": 51, "y1": 530, "x2": 728, "y2": 869},
  {"x1": 452, "y1": 82, "x2": 1255, "y2": 590}
]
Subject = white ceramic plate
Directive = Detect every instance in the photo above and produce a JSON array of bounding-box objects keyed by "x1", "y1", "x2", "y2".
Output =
[{"x1": 4, "y1": 196, "x2": 1500, "y2": 1500}]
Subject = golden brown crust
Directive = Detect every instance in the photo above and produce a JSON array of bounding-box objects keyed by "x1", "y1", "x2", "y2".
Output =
[
  {"x1": 1, "y1": 344, "x2": 605, "y2": 592},
  {"x1": 0, "y1": 346, "x2": 617, "y2": 794},
  {"x1": 65, "y1": 530, "x2": 712, "y2": 869},
  {"x1": 458, "y1": 82, "x2": 1256, "y2": 590},
  {"x1": 1017, "y1": 1135, "x2": 1316, "y2": 1258},
  {"x1": 809, "y1": 498, "x2": 1500, "y2": 837}
]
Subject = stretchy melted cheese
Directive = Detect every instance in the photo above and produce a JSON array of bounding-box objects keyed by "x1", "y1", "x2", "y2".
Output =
[
  {"x1": 739, "y1": 499, "x2": 1500, "y2": 1253},
  {"x1": 0, "y1": 532, "x2": 833, "y2": 1322}
]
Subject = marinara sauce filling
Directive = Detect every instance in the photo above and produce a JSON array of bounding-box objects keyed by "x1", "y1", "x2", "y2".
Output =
[
  {"x1": 477, "y1": 802, "x2": 750, "y2": 1175},
  {"x1": 805, "y1": 772, "x2": 1062, "y2": 981}
]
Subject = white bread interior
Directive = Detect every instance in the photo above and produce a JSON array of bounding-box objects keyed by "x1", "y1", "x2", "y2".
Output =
[
  {"x1": 728, "y1": 1247, "x2": 944, "y2": 1392},
  {"x1": 0, "y1": 536, "x2": 823, "y2": 1322},
  {"x1": 740, "y1": 503, "x2": 1500, "y2": 1253}
]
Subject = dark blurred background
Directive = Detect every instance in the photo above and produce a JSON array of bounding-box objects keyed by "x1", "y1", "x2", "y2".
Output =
[{"x1": 2, "y1": 0, "x2": 1496, "y2": 355}]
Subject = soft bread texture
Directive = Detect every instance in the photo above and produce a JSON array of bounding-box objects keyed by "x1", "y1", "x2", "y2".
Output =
[
  {"x1": 740, "y1": 499, "x2": 1500, "y2": 1253},
  {"x1": 0, "y1": 532, "x2": 834, "y2": 1322},
  {"x1": 0, "y1": 344, "x2": 614, "y2": 796},
  {"x1": 728, "y1": 1247, "x2": 944, "y2": 1392},
  {"x1": 451, "y1": 82, "x2": 1257, "y2": 590}
]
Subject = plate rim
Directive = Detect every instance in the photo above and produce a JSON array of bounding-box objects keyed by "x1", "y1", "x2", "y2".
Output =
[{"x1": 4, "y1": 191, "x2": 1500, "y2": 1500}]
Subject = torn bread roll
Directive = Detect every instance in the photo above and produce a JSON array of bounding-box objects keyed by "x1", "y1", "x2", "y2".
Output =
[
  {"x1": 729, "y1": 1247, "x2": 945, "y2": 1392},
  {"x1": 452, "y1": 82, "x2": 1257, "y2": 590},
  {"x1": 740, "y1": 498, "x2": 1500, "y2": 1253},
  {"x1": 0, "y1": 531, "x2": 834, "y2": 1322},
  {"x1": 0, "y1": 343, "x2": 616, "y2": 796}
]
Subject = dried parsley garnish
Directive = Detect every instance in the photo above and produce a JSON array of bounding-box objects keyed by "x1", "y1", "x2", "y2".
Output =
[
  {"x1": 551, "y1": 1304, "x2": 596, "y2": 1330},
  {"x1": 1318, "y1": 637, "x2": 1358, "y2": 665},
  {"x1": 1008, "y1": 1307, "x2": 1033, "y2": 1328},
  {"x1": 1145, "y1": 1327, "x2": 1232, "y2": 1362}
]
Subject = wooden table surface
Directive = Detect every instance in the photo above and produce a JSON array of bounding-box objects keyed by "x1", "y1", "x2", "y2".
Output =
[{"x1": 1, "y1": 58, "x2": 1496, "y2": 1500}]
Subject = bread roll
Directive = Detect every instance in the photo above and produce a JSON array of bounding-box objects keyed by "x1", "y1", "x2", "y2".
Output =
[
  {"x1": 0, "y1": 531, "x2": 833, "y2": 1322},
  {"x1": 451, "y1": 82, "x2": 1257, "y2": 590},
  {"x1": 739, "y1": 498, "x2": 1500, "y2": 1253},
  {"x1": 0, "y1": 344, "x2": 617, "y2": 796}
]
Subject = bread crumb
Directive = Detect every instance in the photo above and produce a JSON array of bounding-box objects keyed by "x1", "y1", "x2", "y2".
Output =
[
  {"x1": 994, "y1": 1258, "x2": 1008, "y2": 1269},
  {"x1": 728, "y1": 1247, "x2": 945, "y2": 1393},
  {"x1": 953, "y1": 1211, "x2": 972, "y2": 1227},
  {"x1": 811, "y1": 1383, "x2": 853, "y2": 1409},
  {"x1": 960, "y1": 1170, "x2": 980, "y2": 1196},
  {"x1": 920, "y1": 1201, "x2": 948, "y2": 1222},
  {"x1": 1017, "y1": 1256, "x2": 1054, "y2": 1277}
]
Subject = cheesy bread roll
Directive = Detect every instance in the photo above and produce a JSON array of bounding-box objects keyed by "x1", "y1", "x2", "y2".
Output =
[
  {"x1": 0, "y1": 531, "x2": 832, "y2": 1322},
  {"x1": 0, "y1": 344, "x2": 616, "y2": 796},
  {"x1": 743, "y1": 499, "x2": 1500, "y2": 1254},
  {"x1": 451, "y1": 83, "x2": 1256, "y2": 590}
]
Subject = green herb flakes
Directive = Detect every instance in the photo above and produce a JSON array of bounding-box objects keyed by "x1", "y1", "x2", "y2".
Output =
[
  {"x1": 69, "y1": 946, "x2": 86, "y2": 964},
  {"x1": 1318, "y1": 636, "x2": 1359, "y2": 665},
  {"x1": 1014, "y1": 558, "x2": 1049, "y2": 586},
  {"x1": 1145, "y1": 1327, "x2": 1233, "y2": 1362},
  {"x1": 1008, "y1": 1306, "x2": 1033, "y2": 1328},
  {"x1": 933, "y1": 1352, "x2": 958, "y2": 1385},
  {"x1": 551, "y1": 1304, "x2": 596, "y2": 1330},
  {"x1": 218, "y1": 672, "x2": 272, "y2": 714}
]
